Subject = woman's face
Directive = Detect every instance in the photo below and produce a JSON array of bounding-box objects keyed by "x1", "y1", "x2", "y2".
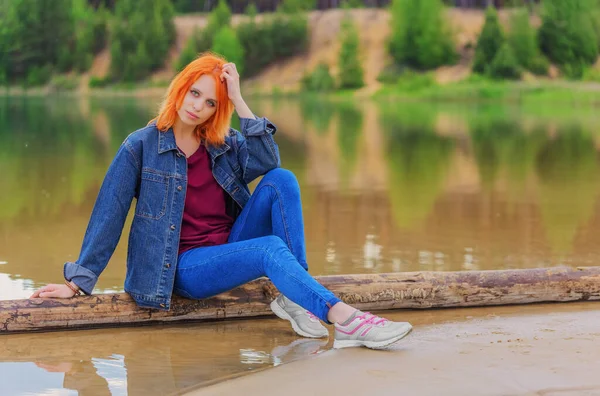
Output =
[{"x1": 177, "y1": 74, "x2": 219, "y2": 127}]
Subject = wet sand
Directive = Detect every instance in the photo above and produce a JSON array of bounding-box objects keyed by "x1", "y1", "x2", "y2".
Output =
[{"x1": 189, "y1": 302, "x2": 600, "y2": 396}]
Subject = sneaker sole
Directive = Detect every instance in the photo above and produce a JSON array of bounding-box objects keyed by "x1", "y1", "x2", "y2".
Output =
[
  {"x1": 332, "y1": 325, "x2": 413, "y2": 350},
  {"x1": 270, "y1": 300, "x2": 329, "y2": 339}
]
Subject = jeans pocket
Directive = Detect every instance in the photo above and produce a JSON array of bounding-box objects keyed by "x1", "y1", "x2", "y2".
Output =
[{"x1": 135, "y1": 170, "x2": 169, "y2": 220}]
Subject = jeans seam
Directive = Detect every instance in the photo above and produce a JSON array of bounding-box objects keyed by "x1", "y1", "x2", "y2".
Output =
[
  {"x1": 230, "y1": 182, "x2": 295, "y2": 258},
  {"x1": 261, "y1": 182, "x2": 294, "y2": 257},
  {"x1": 261, "y1": 245, "x2": 333, "y2": 310}
]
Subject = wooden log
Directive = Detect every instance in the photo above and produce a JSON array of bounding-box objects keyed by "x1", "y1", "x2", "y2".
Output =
[{"x1": 1, "y1": 266, "x2": 599, "y2": 334}]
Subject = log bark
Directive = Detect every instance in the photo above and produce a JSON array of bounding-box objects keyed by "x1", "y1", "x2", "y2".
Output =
[{"x1": 2, "y1": 266, "x2": 599, "y2": 334}]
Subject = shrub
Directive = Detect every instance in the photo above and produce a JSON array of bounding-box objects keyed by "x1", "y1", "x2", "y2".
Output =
[
  {"x1": 395, "y1": 70, "x2": 435, "y2": 92},
  {"x1": 528, "y1": 55, "x2": 550, "y2": 76},
  {"x1": 582, "y1": 67, "x2": 600, "y2": 82},
  {"x1": 377, "y1": 63, "x2": 405, "y2": 84},
  {"x1": 473, "y1": 7, "x2": 504, "y2": 74},
  {"x1": 49, "y1": 75, "x2": 79, "y2": 91},
  {"x1": 302, "y1": 63, "x2": 335, "y2": 92},
  {"x1": 26, "y1": 64, "x2": 53, "y2": 87},
  {"x1": 89, "y1": 76, "x2": 111, "y2": 88},
  {"x1": 488, "y1": 43, "x2": 522, "y2": 80}
]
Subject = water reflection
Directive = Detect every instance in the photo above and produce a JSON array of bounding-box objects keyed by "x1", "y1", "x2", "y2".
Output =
[
  {"x1": 0, "y1": 319, "x2": 328, "y2": 396},
  {"x1": 2, "y1": 97, "x2": 600, "y2": 295},
  {"x1": 380, "y1": 104, "x2": 455, "y2": 230}
]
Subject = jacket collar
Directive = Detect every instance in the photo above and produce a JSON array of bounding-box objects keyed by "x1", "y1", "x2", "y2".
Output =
[
  {"x1": 205, "y1": 142, "x2": 230, "y2": 162},
  {"x1": 157, "y1": 126, "x2": 231, "y2": 160},
  {"x1": 157, "y1": 127, "x2": 178, "y2": 154}
]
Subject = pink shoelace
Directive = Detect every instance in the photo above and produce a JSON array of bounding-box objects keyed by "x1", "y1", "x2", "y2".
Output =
[{"x1": 354, "y1": 312, "x2": 388, "y2": 327}]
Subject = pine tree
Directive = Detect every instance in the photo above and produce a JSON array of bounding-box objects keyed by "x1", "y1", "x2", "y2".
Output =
[
  {"x1": 389, "y1": 0, "x2": 456, "y2": 70},
  {"x1": 488, "y1": 43, "x2": 522, "y2": 80},
  {"x1": 176, "y1": 35, "x2": 199, "y2": 72},
  {"x1": 472, "y1": 6, "x2": 504, "y2": 74},
  {"x1": 338, "y1": 16, "x2": 364, "y2": 89},
  {"x1": 211, "y1": 27, "x2": 245, "y2": 76},
  {"x1": 538, "y1": 0, "x2": 599, "y2": 78}
]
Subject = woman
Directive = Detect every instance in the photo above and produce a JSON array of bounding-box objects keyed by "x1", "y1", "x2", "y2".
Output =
[{"x1": 30, "y1": 53, "x2": 412, "y2": 350}]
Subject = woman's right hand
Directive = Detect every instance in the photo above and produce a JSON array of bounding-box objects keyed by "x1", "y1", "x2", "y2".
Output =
[{"x1": 30, "y1": 284, "x2": 76, "y2": 299}]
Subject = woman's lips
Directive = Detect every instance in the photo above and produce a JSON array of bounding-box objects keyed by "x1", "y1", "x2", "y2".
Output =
[{"x1": 186, "y1": 111, "x2": 199, "y2": 120}]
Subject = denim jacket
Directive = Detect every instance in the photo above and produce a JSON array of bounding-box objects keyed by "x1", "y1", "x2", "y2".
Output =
[{"x1": 64, "y1": 116, "x2": 280, "y2": 310}]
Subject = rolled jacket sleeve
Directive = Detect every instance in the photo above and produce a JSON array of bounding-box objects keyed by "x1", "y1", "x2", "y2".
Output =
[
  {"x1": 236, "y1": 116, "x2": 280, "y2": 184},
  {"x1": 63, "y1": 262, "x2": 98, "y2": 295},
  {"x1": 240, "y1": 116, "x2": 277, "y2": 137}
]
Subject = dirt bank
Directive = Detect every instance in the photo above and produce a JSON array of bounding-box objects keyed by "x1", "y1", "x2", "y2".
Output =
[
  {"x1": 84, "y1": 8, "x2": 523, "y2": 96},
  {"x1": 188, "y1": 302, "x2": 600, "y2": 396}
]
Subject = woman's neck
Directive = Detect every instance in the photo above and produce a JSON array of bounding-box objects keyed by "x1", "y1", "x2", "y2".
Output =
[
  {"x1": 173, "y1": 118, "x2": 200, "y2": 157},
  {"x1": 172, "y1": 118, "x2": 196, "y2": 140}
]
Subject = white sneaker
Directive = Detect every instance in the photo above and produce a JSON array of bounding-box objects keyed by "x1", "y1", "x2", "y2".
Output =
[
  {"x1": 333, "y1": 311, "x2": 412, "y2": 350},
  {"x1": 270, "y1": 295, "x2": 329, "y2": 338}
]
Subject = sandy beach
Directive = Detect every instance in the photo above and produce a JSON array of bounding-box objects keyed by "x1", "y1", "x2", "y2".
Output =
[{"x1": 188, "y1": 302, "x2": 600, "y2": 396}]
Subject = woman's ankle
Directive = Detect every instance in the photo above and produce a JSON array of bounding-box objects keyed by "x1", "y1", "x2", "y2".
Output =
[{"x1": 327, "y1": 302, "x2": 358, "y2": 324}]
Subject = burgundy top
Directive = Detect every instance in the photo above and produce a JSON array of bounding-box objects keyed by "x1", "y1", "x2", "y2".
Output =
[{"x1": 178, "y1": 145, "x2": 234, "y2": 255}]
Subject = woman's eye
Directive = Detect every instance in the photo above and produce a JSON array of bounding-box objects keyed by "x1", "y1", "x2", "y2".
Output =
[
  {"x1": 207, "y1": 101, "x2": 215, "y2": 107},
  {"x1": 191, "y1": 90, "x2": 199, "y2": 97}
]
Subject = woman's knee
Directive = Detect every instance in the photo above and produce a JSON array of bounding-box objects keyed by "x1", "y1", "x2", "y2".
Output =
[
  {"x1": 259, "y1": 235, "x2": 289, "y2": 252},
  {"x1": 255, "y1": 235, "x2": 294, "y2": 265},
  {"x1": 261, "y1": 168, "x2": 299, "y2": 189}
]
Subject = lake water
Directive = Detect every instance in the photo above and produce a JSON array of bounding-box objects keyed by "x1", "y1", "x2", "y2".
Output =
[{"x1": 1, "y1": 95, "x2": 600, "y2": 394}]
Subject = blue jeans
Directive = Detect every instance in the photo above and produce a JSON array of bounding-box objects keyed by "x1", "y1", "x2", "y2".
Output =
[{"x1": 173, "y1": 168, "x2": 342, "y2": 322}]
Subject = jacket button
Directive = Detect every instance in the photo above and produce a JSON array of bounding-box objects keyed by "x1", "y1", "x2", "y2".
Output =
[
  {"x1": 165, "y1": 263, "x2": 171, "y2": 268},
  {"x1": 170, "y1": 225, "x2": 176, "y2": 230},
  {"x1": 177, "y1": 185, "x2": 182, "y2": 191}
]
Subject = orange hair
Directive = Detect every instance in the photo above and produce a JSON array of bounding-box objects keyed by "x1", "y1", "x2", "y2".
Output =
[{"x1": 150, "y1": 52, "x2": 234, "y2": 146}]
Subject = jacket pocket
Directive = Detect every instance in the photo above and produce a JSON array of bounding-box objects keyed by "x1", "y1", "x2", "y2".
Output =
[{"x1": 135, "y1": 171, "x2": 169, "y2": 220}]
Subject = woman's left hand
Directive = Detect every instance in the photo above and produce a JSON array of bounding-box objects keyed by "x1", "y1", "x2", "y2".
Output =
[{"x1": 220, "y1": 63, "x2": 242, "y2": 103}]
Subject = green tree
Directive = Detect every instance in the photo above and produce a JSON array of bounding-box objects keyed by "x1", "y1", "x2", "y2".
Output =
[
  {"x1": 211, "y1": 26, "x2": 245, "y2": 75},
  {"x1": 177, "y1": 34, "x2": 200, "y2": 72},
  {"x1": 389, "y1": 0, "x2": 456, "y2": 70},
  {"x1": 271, "y1": 13, "x2": 309, "y2": 58},
  {"x1": 473, "y1": 6, "x2": 504, "y2": 74},
  {"x1": 237, "y1": 4, "x2": 275, "y2": 77},
  {"x1": 72, "y1": 0, "x2": 107, "y2": 73},
  {"x1": 279, "y1": 0, "x2": 316, "y2": 14},
  {"x1": 508, "y1": 8, "x2": 544, "y2": 73},
  {"x1": 538, "y1": 0, "x2": 599, "y2": 78},
  {"x1": 185, "y1": 0, "x2": 233, "y2": 54},
  {"x1": 109, "y1": 0, "x2": 175, "y2": 81},
  {"x1": 0, "y1": 0, "x2": 73, "y2": 80},
  {"x1": 488, "y1": 42, "x2": 522, "y2": 80},
  {"x1": 338, "y1": 16, "x2": 364, "y2": 89}
]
